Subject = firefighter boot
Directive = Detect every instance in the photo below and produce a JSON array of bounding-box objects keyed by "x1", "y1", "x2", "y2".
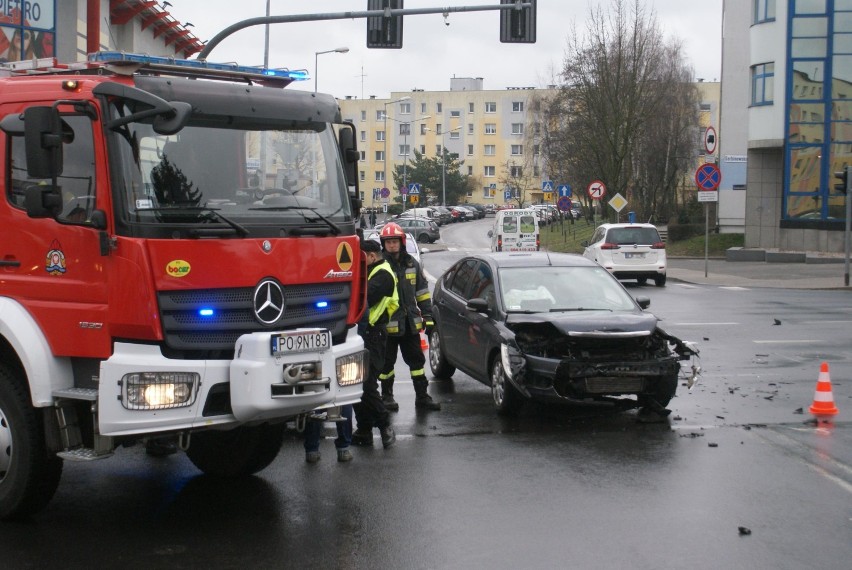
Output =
[
  {"x1": 413, "y1": 378, "x2": 441, "y2": 411},
  {"x1": 381, "y1": 379, "x2": 399, "y2": 411}
]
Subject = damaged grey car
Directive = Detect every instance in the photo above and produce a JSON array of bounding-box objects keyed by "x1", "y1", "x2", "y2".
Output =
[{"x1": 429, "y1": 252, "x2": 699, "y2": 416}]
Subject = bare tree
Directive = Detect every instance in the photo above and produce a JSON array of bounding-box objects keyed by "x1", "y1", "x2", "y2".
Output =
[{"x1": 541, "y1": 0, "x2": 698, "y2": 223}]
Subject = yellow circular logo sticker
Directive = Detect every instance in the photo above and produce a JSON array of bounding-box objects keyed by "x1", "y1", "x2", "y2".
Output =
[
  {"x1": 336, "y1": 242, "x2": 354, "y2": 272},
  {"x1": 166, "y1": 260, "x2": 191, "y2": 278}
]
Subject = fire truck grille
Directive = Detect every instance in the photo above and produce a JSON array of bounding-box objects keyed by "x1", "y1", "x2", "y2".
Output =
[{"x1": 157, "y1": 283, "x2": 351, "y2": 356}]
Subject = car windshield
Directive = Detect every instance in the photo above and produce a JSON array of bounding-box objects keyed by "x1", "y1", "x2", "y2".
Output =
[
  {"x1": 498, "y1": 266, "x2": 637, "y2": 313},
  {"x1": 606, "y1": 227, "x2": 660, "y2": 245}
]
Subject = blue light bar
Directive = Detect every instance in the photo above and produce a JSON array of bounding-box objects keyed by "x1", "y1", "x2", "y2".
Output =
[
  {"x1": 88, "y1": 51, "x2": 308, "y2": 82},
  {"x1": 199, "y1": 308, "x2": 215, "y2": 317},
  {"x1": 315, "y1": 301, "x2": 329, "y2": 309}
]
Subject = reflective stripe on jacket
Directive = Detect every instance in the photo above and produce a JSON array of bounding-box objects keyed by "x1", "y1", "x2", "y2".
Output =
[{"x1": 368, "y1": 261, "x2": 399, "y2": 327}]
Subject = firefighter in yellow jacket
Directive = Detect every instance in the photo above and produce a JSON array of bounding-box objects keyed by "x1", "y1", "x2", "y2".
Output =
[{"x1": 378, "y1": 223, "x2": 441, "y2": 411}]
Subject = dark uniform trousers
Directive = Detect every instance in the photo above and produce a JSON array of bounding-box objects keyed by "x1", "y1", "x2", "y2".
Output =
[
  {"x1": 354, "y1": 325, "x2": 390, "y2": 430},
  {"x1": 381, "y1": 328, "x2": 429, "y2": 397}
]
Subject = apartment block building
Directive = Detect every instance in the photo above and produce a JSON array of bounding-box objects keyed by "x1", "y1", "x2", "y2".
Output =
[{"x1": 339, "y1": 78, "x2": 555, "y2": 209}]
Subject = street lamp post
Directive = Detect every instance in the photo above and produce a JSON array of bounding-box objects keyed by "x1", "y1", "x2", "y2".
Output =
[
  {"x1": 314, "y1": 47, "x2": 349, "y2": 93},
  {"x1": 383, "y1": 97, "x2": 411, "y2": 214},
  {"x1": 427, "y1": 125, "x2": 461, "y2": 207},
  {"x1": 384, "y1": 114, "x2": 430, "y2": 213}
]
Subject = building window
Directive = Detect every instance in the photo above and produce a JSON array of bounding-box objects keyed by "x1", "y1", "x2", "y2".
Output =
[
  {"x1": 360, "y1": 110, "x2": 366, "y2": 121},
  {"x1": 485, "y1": 102, "x2": 496, "y2": 113},
  {"x1": 399, "y1": 123, "x2": 411, "y2": 135},
  {"x1": 468, "y1": 102, "x2": 475, "y2": 113},
  {"x1": 533, "y1": 165, "x2": 540, "y2": 176},
  {"x1": 468, "y1": 123, "x2": 474, "y2": 134},
  {"x1": 421, "y1": 102, "x2": 427, "y2": 114},
  {"x1": 399, "y1": 144, "x2": 410, "y2": 156},
  {"x1": 469, "y1": 166, "x2": 474, "y2": 175},
  {"x1": 467, "y1": 144, "x2": 473, "y2": 155},
  {"x1": 360, "y1": 130, "x2": 366, "y2": 142},
  {"x1": 450, "y1": 110, "x2": 460, "y2": 118},
  {"x1": 360, "y1": 151, "x2": 366, "y2": 161},
  {"x1": 450, "y1": 130, "x2": 460, "y2": 139},
  {"x1": 533, "y1": 144, "x2": 540, "y2": 156},
  {"x1": 485, "y1": 123, "x2": 496, "y2": 135},
  {"x1": 484, "y1": 145, "x2": 496, "y2": 156},
  {"x1": 376, "y1": 110, "x2": 384, "y2": 120},
  {"x1": 375, "y1": 150, "x2": 385, "y2": 161},
  {"x1": 484, "y1": 166, "x2": 495, "y2": 177},
  {"x1": 360, "y1": 171, "x2": 366, "y2": 181},
  {"x1": 753, "y1": 0, "x2": 775, "y2": 24},
  {"x1": 699, "y1": 102, "x2": 712, "y2": 112},
  {"x1": 421, "y1": 123, "x2": 428, "y2": 135},
  {"x1": 436, "y1": 124, "x2": 443, "y2": 135},
  {"x1": 375, "y1": 171, "x2": 384, "y2": 182},
  {"x1": 511, "y1": 123, "x2": 525, "y2": 135},
  {"x1": 420, "y1": 145, "x2": 426, "y2": 154},
  {"x1": 751, "y1": 62, "x2": 774, "y2": 106},
  {"x1": 511, "y1": 144, "x2": 523, "y2": 155},
  {"x1": 512, "y1": 101, "x2": 524, "y2": 112},
  {"x1": 510, "y1": 165, "x2": 523, "y2": 177},
  {"x1": 400, "y1": 102, "x2": 411, "y2": 114},
  {"x1": 376, "y1": 131, "x2": 386, "y2": 142},
  {"x1": 436, "y1": 102, "x2": 442, "y2": 113},
  {"x1": 436, "y1": 145, "x2": 441, "y2": 155}
]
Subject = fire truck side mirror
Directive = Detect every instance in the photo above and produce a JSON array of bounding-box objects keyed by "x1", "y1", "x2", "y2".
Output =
[
  {"x1": 153, "y1": 101, "x2": 192, "y2": 135},
  {"x1": 24, "y1": 106, "x2": 64, "y2": 179},
  {"x1": 338, "y1": 124, "x2": 359, "y2": 190},
  {"x1": 24, "y1": 183, "x2": 62, "y2": 218}
]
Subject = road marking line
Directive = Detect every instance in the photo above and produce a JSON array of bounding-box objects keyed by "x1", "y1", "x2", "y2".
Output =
[
  {"x1": 720, "y1": 286, "x2": 750, "y2": 291},
  {"x1": 753, "y1": 340, "x2": 821, "y2": 344},
  {"x1": 670, "y1": 322, "x2": 739, "y2": 326}
]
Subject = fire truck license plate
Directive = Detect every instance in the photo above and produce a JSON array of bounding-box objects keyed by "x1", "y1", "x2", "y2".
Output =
[{"x1": 270, "y1": 329, "x2": 331, "y2": 355}]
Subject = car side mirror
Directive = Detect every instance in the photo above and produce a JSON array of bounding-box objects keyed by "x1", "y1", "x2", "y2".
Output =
[
  {"x1": 580, "y1": 240, "x2": 589, "y2": 247},
  {"x1": 467, "y1": 298, "x2": 489, "y2": 313},
  {"x1": 635, "y1": 296, "x2": 650, "y2": 309}
]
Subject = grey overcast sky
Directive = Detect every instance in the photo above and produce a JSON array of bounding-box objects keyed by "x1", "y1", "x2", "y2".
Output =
[{"x1": 166, "y1": 1, "x2": 723, "y2": 98}]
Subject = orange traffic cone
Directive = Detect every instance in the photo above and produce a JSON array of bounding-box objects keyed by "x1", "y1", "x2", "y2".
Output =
[
  {"x1": 809, "y1": 362, "x2": 839, "y2": 416},
  {"x1": 420, "y1": 331, "x2": 428, "y2": 351}
]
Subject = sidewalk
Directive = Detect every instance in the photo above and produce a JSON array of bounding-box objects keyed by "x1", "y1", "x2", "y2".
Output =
[{"x1": 667, "y1": 257, "x2": 851, "y2": 290}]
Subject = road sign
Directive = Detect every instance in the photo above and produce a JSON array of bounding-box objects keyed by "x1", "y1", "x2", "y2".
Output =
[
  {"x1": 381, "y1": 187, "x2": 390, "y2": 198},
  {"x1": 504, "y1": 190, "x2": 512, "y2": 201},
  {"x1": 608, "y1": 193, "x2": 627, "y2": 213},
  {"x1": 544, "y1": 192, "x2": 553, "y2": 202},
  {"x1": 697, "y1": 190, "x2": 718, "y2": 203},
  {"x1": 557, "y1": 195, "x2": 571, "y2": 212},
  {"x1": 399, "y1": 185, "x2": 407, "y2": 195},
  {"x1": 587, "y1": 180, "x2": 606, "y2": 200},
  {"x1": 408, "y1": 183, "x2": 421, "y2": 195},
  {"x1": 704, "y1": 126, "x2": 717, "y2": 155},
  {"x1": 557, "y1": 184, "x2": 572, "y2": 198},
  {"x1": 410, "y1": 195, "x2": 419, "y2": 204},
  {"x1": 542, "y1": 180, "x2": 554, "y2": 193},
  {"x1": 695, "y1": 163, "x2": 721, "y2": 191}
]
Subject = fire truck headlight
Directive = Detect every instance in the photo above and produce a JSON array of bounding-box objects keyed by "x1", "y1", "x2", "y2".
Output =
[
  {"x1": 121, "y1": 372, "x2": 199, "y2": 410},
  {"x1": 336, "y1": 350, "x2": 366, "y2": 387}
]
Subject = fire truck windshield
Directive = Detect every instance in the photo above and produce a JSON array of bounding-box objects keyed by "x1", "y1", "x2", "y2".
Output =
[{"x1": 110, "y1": 116, "x2": 352, "y2": 236}]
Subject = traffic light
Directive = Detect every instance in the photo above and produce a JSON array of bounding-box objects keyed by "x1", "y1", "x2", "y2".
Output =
[
  {"x1": 500, "y1": 0, "x2": 536, "y2": 43},
  {"x1": 367, "y1": 0, "x2": 403, "y2": 49},
  {"x1": 834, "y1": 166, "x2": 851, "y2": 194}
]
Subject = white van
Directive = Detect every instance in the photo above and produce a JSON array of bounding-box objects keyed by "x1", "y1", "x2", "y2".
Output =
[{"x1": 488, "y1": 208, "x2": 540, "y2": 252}]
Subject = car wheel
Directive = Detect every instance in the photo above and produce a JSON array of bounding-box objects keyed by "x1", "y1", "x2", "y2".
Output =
[
  {"x1": 641, "y1": 372, "x2": 678, "y2": 409},
  {"x1": 417, "y1": 234, "x2": 430, "y2": 244},
  {"x1": 654, "y1": 274, "x2": 667, "y2": 287},
  {"x1": 428, "y1": 329, "x2": 456, "y2": 379},
  {"x1": 637, "y1": 277, "x2": 648, "y2": 285},
  {"x1": 490, "y1": 356, "x2": 523, "y2": 416},
  {"x1": 186, "y1": 422, "x2": 286, "y2": 478}
]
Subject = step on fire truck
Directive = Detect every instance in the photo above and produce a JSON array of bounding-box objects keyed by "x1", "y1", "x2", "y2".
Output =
[{"x1": 0, "y1": 52, "x2": 368, "y2": 520}]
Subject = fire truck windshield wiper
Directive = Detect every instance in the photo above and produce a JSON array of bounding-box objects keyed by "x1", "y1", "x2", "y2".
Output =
[
  {"x1": 136, "y1": 206, "x2": 250, "y2": 236},
  {"x1": 249, "y1": 205, "x2": 341, "y2": 235}
]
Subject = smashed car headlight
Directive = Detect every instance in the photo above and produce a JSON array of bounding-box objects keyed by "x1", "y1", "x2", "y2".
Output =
[{"x1": 500, "y1": 343, "x2": 525, "y2": 379}]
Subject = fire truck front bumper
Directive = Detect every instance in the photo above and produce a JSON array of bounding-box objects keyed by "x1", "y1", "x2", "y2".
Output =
[{"x1": 97, "y1": 329, "x2": 365, "y2": 437}]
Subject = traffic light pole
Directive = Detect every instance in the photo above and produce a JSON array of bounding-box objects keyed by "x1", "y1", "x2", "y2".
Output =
[{"x1": 197, "y1": 3, "x2": 534, "y2": 60}]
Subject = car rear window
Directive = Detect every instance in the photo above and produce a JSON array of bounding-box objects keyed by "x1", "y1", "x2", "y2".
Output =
[{"x1": 606, "y1": 227, "x2": 660, "y2": 245}]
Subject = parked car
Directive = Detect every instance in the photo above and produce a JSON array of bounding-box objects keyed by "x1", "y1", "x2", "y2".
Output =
[
  {"x1": 392, "y1": 217, "x2": 441, "y2": 243},
  {"x1": 484, "y1": 204, "x2": 496, "y2": 216},
  {"x1": 581, "y1": 223, "x2": 667, "y2": 286},
  {"x1": 428, "y1": 252, "x2": 698, "y2": 415},
  {"x1": 466, "y1": 204, "x2": 487, "y2": 219},
  {"x1": 364, "y1": 230, "x2": 422, "y2": 265},
  {"x1": 451, "y1": 206, "x2": 474, "y2": 221},
  {"x1": 429, "y1": 205, "x2": 454, "y2": 225}
]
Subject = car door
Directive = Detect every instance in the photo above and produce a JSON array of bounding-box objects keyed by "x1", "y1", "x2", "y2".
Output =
[
  {"x1": 456, "y1": 261, "x2": 497, "y2": 376},
  {"x1": 433, "y1": 259, "x2": 476, "y2": 368}
]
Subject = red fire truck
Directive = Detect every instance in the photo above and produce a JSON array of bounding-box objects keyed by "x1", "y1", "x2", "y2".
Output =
[{"x1": 0, "y1": 52, "x2": 367, "y2": 519}]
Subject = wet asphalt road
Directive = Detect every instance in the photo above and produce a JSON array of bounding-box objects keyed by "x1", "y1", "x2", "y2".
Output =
[{"x1": 3, "y1": 218, "x2": 851, "y2": 569}]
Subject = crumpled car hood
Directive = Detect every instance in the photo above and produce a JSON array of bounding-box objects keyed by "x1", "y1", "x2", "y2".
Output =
[{"x1": 505, "y1": 311, "x2": 658, "y2": 336}]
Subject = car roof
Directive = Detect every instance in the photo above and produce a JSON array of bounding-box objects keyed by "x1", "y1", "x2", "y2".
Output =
[
  {"x1": 597, "y1": 223, "x2": 657, "y2": 229},
  {"x1": 465, "y1": 251, "x2": 597, "y2": 269}
]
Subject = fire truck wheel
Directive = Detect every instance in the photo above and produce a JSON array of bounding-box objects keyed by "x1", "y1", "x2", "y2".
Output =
[
  {"x1": 0, "y1": 364, "x2": 63, "y2": 521},
  {"x1": 185, "y1": 422, "x2": 286, "y2": 478}
]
